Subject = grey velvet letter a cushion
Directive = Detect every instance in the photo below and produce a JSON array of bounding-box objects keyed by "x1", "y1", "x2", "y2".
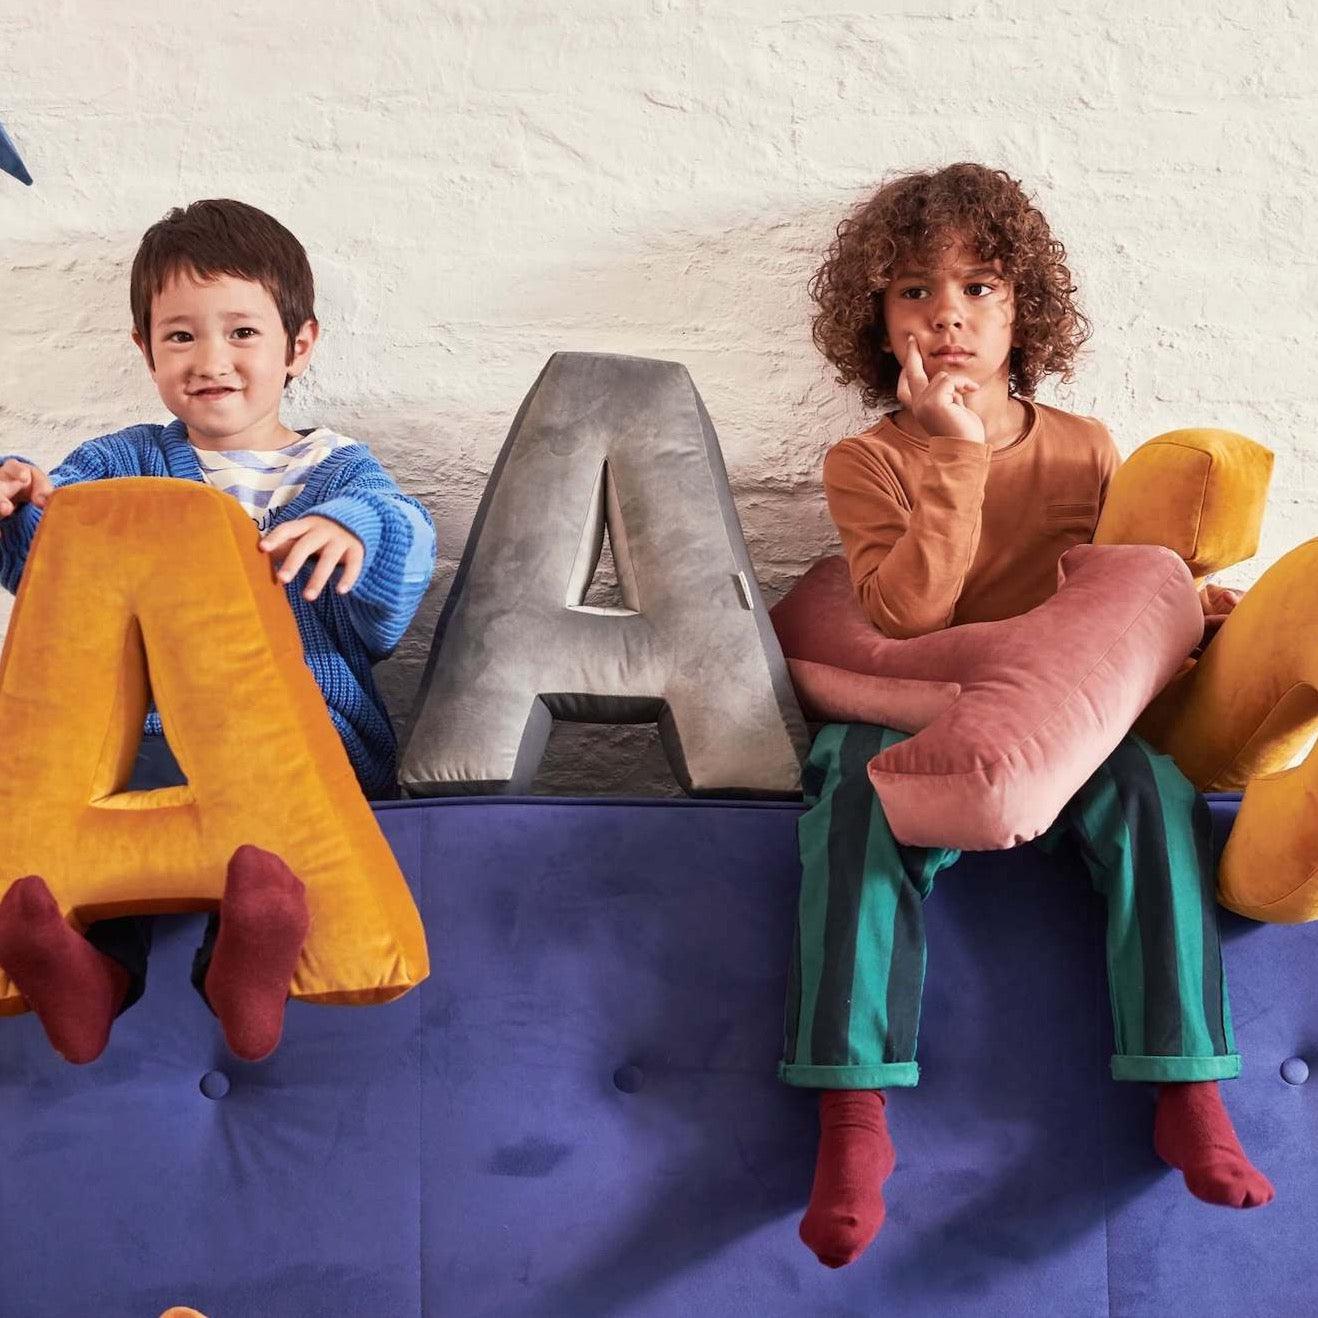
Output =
[{"x1": 401, "y1": 352, "x2": 808, "y2": 797}]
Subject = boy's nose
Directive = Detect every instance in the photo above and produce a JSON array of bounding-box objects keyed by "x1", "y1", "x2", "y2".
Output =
[
  {"x1": 931, "y1": 304, "x2": 964, "y2": 330},
  {"x1": 192, "y1": 350, "x2": 233, "y2": 378}
]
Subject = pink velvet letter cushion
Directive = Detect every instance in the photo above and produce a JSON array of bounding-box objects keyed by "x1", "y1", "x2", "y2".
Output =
[{"x1": 771, "y1": 544, "x2": 1204, "y2": 850}]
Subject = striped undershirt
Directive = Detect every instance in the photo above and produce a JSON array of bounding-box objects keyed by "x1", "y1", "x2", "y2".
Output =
[{"x1": 191, "y1": 428, "x2": 356, "y2": 532}]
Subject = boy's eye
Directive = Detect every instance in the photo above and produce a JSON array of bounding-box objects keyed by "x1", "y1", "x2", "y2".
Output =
[
  {"x1": 897, "y1": 282, "x2": 997, "y2": 300},
  {"x1": 164, "y1": 331, "x2": 193, "y2": 343},
  {"x1": 231, "y1": 327, "x2": 259, "y2": 339}
]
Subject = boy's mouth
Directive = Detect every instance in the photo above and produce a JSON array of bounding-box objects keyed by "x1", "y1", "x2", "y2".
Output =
[{"x1": 188, "y1": 386, "x2": 238, "y2": 399}]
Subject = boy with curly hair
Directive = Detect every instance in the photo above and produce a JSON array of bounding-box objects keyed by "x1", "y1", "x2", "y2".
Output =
[
  {"x1": 0, "y1": 199, "x2": 436, "y2": 1065},
  {"x1": 782, "y1": 163, "x2": 1270, "y2": 1269}
]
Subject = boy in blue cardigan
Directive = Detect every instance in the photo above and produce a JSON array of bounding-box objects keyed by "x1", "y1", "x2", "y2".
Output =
[{"x1": 0, "y1": 199, "x2": 436, "y2": 1064}]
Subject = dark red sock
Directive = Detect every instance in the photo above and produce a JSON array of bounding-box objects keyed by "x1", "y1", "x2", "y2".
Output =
[
  {"x1": 0, "y1": 875, "x2": 129, "y2": 1064},
  {"x1": 799, "y1": 1089, "x2": 895, "y2": 1268},
  {"x1": 1154, "y1": 1080, "x2": 1274, "y2": 1208},
  {"x1": 204, "y1": 845, "x2": 310, "y2": 1062}
]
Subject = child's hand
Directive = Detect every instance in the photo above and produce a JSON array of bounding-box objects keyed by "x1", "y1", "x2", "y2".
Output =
[
  {"x1": 896, "y1": 335, "x2": 985, "y2": 445},
  {"x1": 259, "y1": 515, "x2": 365, "y2": 601},
  {"x1": 0, "y1": 460, "x2": 53, "y2": 518},
  {"x1": 1201, "y1": 581, "x2": 1244, "y2": 620},
  {"x1": 1199, "y1": 581, "x2": 1244, "y2": 650}
]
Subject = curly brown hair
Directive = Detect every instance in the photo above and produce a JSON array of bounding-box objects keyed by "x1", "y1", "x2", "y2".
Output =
[{"x1": 810, "y1": 163, "x2": 1091, "y2": 409}]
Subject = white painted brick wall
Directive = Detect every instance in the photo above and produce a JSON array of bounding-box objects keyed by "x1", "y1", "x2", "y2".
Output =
[{"x1": 2, "y1": 1, "x2": 1315, "y2": 794}]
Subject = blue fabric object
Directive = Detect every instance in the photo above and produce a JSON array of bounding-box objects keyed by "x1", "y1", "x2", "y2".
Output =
[
  {"x1": 0, "y1": 421, "x2": 436, "y2": 796},
  {"x1": 1282, "y1": 1056, "x2": 1309, "y2": 1086},
  {"x1": 0, "y1": 119, "x2": 32, "y2": 185},
  {"x1": 2, "y1": 793, "x2": 1315, "y2": 1317}
]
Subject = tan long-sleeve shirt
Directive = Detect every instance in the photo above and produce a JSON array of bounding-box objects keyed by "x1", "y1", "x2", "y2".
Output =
[{"x1": 824, "y1": 399, "x2": 1121, "y2": 638}]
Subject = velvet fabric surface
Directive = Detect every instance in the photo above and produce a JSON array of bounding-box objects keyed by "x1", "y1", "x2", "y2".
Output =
[
  {"x1": 401, "y1": 352, "x2": 808, "y2": 798},
  {"x1": 1137, "y1": 536, "x2": 1318, "y2": 920},
  {"x1": 1093, "y1": 427, "x2": 1318, "y2": 920},
  {"x1": 0, "y1": 479, "x2": 428, "y2": 1010},
  {"x1": 771, "y1": 543, "x2": 1203, "y2": 850},
  {"x1": 3, "y1": 794, "x2": 1314, "y2": 1318},
  {"x1": 1092, "y1": 427, "x2": 1273, "y2": 582}
]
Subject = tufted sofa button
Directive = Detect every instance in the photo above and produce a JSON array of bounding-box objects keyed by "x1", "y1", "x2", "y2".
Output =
[
  {"x1": 199, "y1": 1070, "x2": 231, "y2": 1100},
  {"x1": 1281, "y1": 1057, "x2": 1309, "y2": 1086},
  {"x1": 612, "y1": 1064, "x2": 644, "y2": 1094}
]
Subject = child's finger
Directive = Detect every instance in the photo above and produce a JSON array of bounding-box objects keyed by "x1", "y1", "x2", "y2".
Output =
[
  {"x1": 302, "y1": 541, "x2": 347, "y2": 601},
  {"x1": 927, "y1": 373, "x2": 972, "y2": 416},
  {"x1": 275, "y1": 530, "x2": 330, "y2": 584},
  {"x1": 928, "y1": 370, "x2": 978, "y2": 405},
  {"x1": 302, "y1": 558, "x2": 339, "y2": 601},
  {"x1": 336, "y1": 544, "x2": 364, "y2": 594},
  {"x1": 925, "y1": 369, "x2": 958, "y2": 404},
  {"x1": 277, "y1": 543, "x2": 318, "y2": 583},
  {"x1": 259, "y1": 519, "x2": 310, "y2": 554},
  {"x1": 30, "y1": 470, "x2": 53, "y2": 508},
  {"x1": 903, "y1": 335, "x2": 929, "y2": 391}
]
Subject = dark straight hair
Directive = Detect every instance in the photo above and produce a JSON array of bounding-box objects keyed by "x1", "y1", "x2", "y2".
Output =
[{"x1": 130, "y1": 198, "x2": 316, "y2": 367}]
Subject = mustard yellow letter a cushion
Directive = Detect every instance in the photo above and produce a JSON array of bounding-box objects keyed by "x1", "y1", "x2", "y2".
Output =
[{"x1": 0, "y1": 479, "x2": 428, "y2": 1015}]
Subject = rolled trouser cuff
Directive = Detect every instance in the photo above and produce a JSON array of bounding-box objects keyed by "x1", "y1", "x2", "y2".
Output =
[
  {"x1": 779, "y1": 1061, "x2": 919, "y2": 1089},
  {"x1": 1111, "y1": 1053, "x2": 1242, "y2": 1082}
]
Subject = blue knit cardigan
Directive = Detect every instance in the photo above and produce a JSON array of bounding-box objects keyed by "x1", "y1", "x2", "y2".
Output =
[{"x1": 0, "y1": 420, "x2": 437, "y2": 796}]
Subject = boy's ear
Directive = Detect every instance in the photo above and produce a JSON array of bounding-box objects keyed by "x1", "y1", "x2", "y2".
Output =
[
  {"x1": 131, "y1": 328, "x2": 155, "y2": 373},
  {"x1": 285, "y1": 318, "x2": 320, "y2": 380}
]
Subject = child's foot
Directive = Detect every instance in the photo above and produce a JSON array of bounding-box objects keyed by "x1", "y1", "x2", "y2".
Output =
[
  {"x1": 204, "y1": 845, "x2": 309, "y2": 1062},
  {"x1": 1154, "y1": 1080, "x2": 1274, "y2": 1208},
  {"x1": 0, "y1": 874, "x2": 129, "y2": 1063},
  {"x1": 799, "y1": 1089, "x2": 896, "y2": 1268}
]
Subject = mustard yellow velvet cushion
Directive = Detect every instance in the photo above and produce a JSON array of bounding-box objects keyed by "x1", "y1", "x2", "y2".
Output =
[
  {"x1": 1097, "y1": 428, "x2": 1318, "y2": 921},
  {"x1": 0, "y1": 478, "x2": 429, "y2": 1015},
  {"x1": 1138, "y1": 538, "x2": 1318, "y2": 921},
  {"x1": 1093, "y1": 427, "x2": 1273, "y2": 581}
]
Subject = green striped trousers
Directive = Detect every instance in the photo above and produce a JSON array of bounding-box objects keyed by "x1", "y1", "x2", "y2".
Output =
[{"x1": 780, "y1": 724, "x2": 1239, "y2": 1088}]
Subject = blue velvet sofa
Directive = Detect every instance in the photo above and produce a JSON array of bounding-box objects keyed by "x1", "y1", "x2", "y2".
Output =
[{"x1": 2, "y1": 793, "x2": 1314, "y2": 1317}]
